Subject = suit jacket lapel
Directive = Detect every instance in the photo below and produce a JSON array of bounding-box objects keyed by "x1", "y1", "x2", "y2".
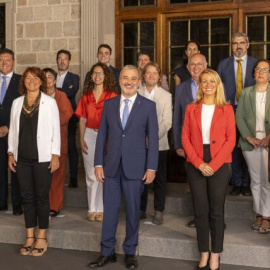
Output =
[
  {"x1": 62, "y1": 72, "x2": 70, "y2": 89},
  {"x1": 229, "y1": 57, "x2": 236, "y2": 85},
  {"x1": 210, "y1": 106, "x2": 221, "y2": 133},
  {"x1": 187, "y1": 81, "x2": 194, "y2": 103},
  {"x1": 3, "y1": 74, "x2": 15, "y2": 105},
  {"x1": 195, "y1": 102, "x2": 202, "y2": 134},
  {"x1": 124, "y1": 94, "x2": 141, "y2": 130},
  {"x1": 113, "y1": 95, "x2": 122, "y2": 129},
  {"x1": 249, "y1": 85, "x2": 256, "y2": 117}
]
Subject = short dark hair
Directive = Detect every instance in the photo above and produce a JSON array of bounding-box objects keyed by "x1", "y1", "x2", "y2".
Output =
[
  {"x1": 56, "y1": 49, "x2": 71, "y2": 60},
  {"x1": 97, "y1": 44, "x2": 112, "y2": 54},
  {"x1": 42, "y1": 68, "x2": 57, "y2": 80},
  {"x1": 0, "y1": 48, "x2": 15, "y2": 60},
  {"x1": 252, "y1": 59, "x2": 270, "y2": 78},
  {"x1": 137, "y1": 50, "x2": 151, "y2": 62}
]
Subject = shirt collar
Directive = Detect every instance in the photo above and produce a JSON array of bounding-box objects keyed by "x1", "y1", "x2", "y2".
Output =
[
  {"x1": 120, "y1": 93, "x2": 137, "y2": 104},
  {"x1": 0, "y1": 71, "x2": 13, "y2": 78},
  {"x1": 234, "y1": 54, "x2": 247, "y2": 62},
  {"x1": 57, "y1": 70, "x2": 68, "y2": 77}
]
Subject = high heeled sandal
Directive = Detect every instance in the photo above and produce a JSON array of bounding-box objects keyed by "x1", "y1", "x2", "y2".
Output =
[
  {"x1": 20, "y1": 236, "x2": 36, "y2": 256},
  {"x1": 197, "y1": 250, "x2": 210, "y2": 269},
  {"x1": 32, "y1": 237, "x2": 48, "y2": 257},
  {"x1": 252, "y1": 214, "x2": 262, "y2": 231},
  {"x1": 259, "y1": 218, "x2": 270, "y2": 234},
  {"x1": 209, "y1": 254, "x2": 220, "y2": 270}
]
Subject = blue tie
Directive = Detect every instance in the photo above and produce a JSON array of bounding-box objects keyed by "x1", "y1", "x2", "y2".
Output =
[
  {"x1": 1, "y1": 76, "x2": 7, "y2": 104},
  {"x1": 122, "y1": 99, "x2": 130, "y2": 129}
]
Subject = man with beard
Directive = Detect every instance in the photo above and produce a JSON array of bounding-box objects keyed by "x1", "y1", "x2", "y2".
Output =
[
  {"x1": 217, "y1": 33, "x2": 257, "y2": 196},
  {"x1": 56, "y1": 49, "x2": 80, "y2": 188}
]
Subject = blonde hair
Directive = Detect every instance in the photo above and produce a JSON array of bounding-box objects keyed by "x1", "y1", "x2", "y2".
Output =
[{"x1": 196, "y1": 69, "x2": 229, "y2": 107}]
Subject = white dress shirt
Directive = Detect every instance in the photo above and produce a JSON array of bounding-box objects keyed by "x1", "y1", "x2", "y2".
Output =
[
  {"x1": 56, "y1": 71, "x2": 68, "y2": 88},
  {"x1": 120, "y1": 93, "x2": 137, "y2": 122}
]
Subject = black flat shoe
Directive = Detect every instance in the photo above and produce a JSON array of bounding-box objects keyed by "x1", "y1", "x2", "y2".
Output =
[
  {"x1": 187, "y1": 219, "x2": 196, "y2": 228},
  {"x1": 49, "y1": 210, "x2": 60, "y2": 217},
  {"x1": 13, "y1": 205, "x2": 23, "y2": 216},
  {"x1": 88, "y1": 253, "x2": 117, "y2": 268},
  {"x1": 125, "y1": 254, "x2": 138, "y2": 269},
  {"x1": 0, "y1": 206, "x2": 8, "y2": 211}
]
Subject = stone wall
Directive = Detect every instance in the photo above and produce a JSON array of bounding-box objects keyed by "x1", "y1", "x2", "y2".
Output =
[{"x1": 15, "y1": 0, "x2": 81, "y2": 76}]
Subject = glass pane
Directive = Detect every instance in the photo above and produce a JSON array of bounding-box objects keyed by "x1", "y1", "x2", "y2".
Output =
[
  {"x1": 211, "y1": 45, "x2": 230, "y2": 70},
  {"x1": 171, "y1": 47, "x2": 185, "y2": 71},
  {"x1": 0, "y1": 6, "x2": 5, "y2": 49},
  {"x1": 170, "y1": 0, "x2": 228, "y2": 2},
  {"x1": 248, "y1": 16, "x2": 264, "y2": 42},
  {"x1": 170, "y1": 0, "x2": 188, "y2": 3},
  {"x1": 141, "y1": 0, "x2": 155, "y2": 5},
  {"x1": 267, "y1": 44, "x2": 270, "y2": 61},
  {"x1": 123, "y1": 23, "x2": 138, "y2": 47},
  {"x1": 249, "y1": 44, "x2": 264, "y2": 59},
  {"x1": 267, "y1": 16, "x2": 270, "y2": 42},
  {"x1": 123, "y1": 48, "x2": 138, "y2": 66},
  {"x1": 123, "y1": 0, "x2": 138, "y2": 6},
  {"x1": 200, "y1": 46, "x2": 209, "y2": 62},
  {"x1": 211, "y1": 18, "x2": 230, "y2": 44},
  {"x1": 190, "y1": 20, "x2": 209, "y2": 44},
  {"x1": 170, "y1": 21, "x2": 188, "y2": 46},
  {"x1": 140, "y1": 22, "x2": 155, "y2": 46}
]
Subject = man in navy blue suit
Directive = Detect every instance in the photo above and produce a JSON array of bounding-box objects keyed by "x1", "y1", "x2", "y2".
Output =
[
  {"x1": 217, "y1": 32, "x2": 257, "y2": 196},
  {"x1": 56, "y1": 49, "x2": 80, "y2": 188},
  {"x1": 0, "y1": 48, "x2": 22, "y2": 215},
  {"x1": 173, "y1": 53, "x2": 207, "y2": 228},
  {"x1": 88, "y1": 65, "x2": 159, "y2": 269}
]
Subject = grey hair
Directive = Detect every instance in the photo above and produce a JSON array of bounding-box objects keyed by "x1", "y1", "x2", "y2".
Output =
[
  {"x1": 232, "y1": 32, "x2": 249, "y2": 43},
  {"x1": 120, "y1": 65, "x2": 139, "y2": 77}
]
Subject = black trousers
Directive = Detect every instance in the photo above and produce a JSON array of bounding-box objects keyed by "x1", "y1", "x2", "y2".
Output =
[
  {"x1": 0, "y1": 138, "x2": 21, "y2": 208},
  {"x1": 186, "y1": 145, "x2": 230, "y2": 253},
  {"x1": 68, "y1": 121, "x2": 78, "y2": 182},
  {"x1": 16, "y1": 158, "x2": 52, "y2": 229},
  {"x1": 140, "y1": 150, "x2": 167, "y2": 212}
]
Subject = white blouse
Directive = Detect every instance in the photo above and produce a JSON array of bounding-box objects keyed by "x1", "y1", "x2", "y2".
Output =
[{"x1": 201, "y1": 104, "x2": 215, "y2": 144}]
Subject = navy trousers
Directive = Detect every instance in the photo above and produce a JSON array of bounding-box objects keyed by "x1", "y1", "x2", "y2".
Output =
[{"x1": 101, "y1": 162, "x2": 144, "y2": 256}]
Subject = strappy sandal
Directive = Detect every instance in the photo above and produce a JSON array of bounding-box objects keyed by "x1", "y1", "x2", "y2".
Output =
[
  {"x1": 20, "y1": 236, "x2": 36, "y2": 256},
  {"x1": 252, "y1": 214, "x2": 262, "y2": 231},
  {"x1": 259, "y1": 218, "x2": 270, "y2": 234},
  {"x1": 32, "y1": 237, "x2": 48, "y2": 257}
]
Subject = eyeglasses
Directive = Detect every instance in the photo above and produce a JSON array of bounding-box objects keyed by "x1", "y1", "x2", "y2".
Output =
[
  {"x1": 232, "y1": 42, "x2": 247, "y2": 46},
  {"x1": 189, "y1": 63, "x2": 205, "y2": 68},
  {"x1": 92, "y1": 72, "x2": 104, "y2": 76},
  {"x1": 255, "y1": 67, "x2": 270, "y2": 73}
]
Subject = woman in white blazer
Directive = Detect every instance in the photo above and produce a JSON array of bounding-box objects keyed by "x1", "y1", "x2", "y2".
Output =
[{"x1": 8, "y1": 67, "x2": 60, "y2": 256}]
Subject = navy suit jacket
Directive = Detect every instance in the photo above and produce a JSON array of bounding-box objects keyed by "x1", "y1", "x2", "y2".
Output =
[
  {"x1": 94, "y1": 94, "x2": 159, "y2": 179},
  {"x1": 0, "y1": 73, "x2": 21, "y2": 131},
  {"x1": 58, "y1": 71, "x2": 79, "y2": 122},
  {"x1": 173, "y1": 79, "x2": 194, "y2": 150},
  {"x1": 217, "y1": 56, "x2": 257, "y2": 106}
]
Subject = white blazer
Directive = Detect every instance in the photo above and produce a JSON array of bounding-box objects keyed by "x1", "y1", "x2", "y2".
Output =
[
  {"x1": 138, "y1": 86, "x2": 172, "y2": 151},
  {"x1": 8, "y1": 92, "x2": 61, "y2": 162}
]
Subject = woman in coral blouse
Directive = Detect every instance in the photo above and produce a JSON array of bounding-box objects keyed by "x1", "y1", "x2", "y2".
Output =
[
  {"x1": 75, "y1": 63, "x2": 117, "y2": 221},
  {"x1": 182, "y1": 69, "x2": 236, "y2": 270}
]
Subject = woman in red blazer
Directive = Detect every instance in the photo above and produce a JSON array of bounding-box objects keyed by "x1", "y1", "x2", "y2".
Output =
[{"x1": 182, "y1": 69, "x2": 236, "y2": 270}]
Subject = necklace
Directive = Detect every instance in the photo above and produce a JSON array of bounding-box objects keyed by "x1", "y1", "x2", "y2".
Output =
[{"x1": 23, "y1": 92, "x2": 41, "y2": 112}]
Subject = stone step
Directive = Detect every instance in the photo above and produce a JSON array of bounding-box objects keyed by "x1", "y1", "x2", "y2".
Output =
[
  {"x1": 0, "y1": 206, "x2": 268, "y2": 268},
  {"x1": 63, "y1": 183, "x2": 254, "y2": 219}
]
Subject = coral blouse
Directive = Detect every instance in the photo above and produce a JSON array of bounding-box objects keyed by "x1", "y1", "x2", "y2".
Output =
[{"x1": 75, "y1": 90, "x2": 117, "y2": 129}]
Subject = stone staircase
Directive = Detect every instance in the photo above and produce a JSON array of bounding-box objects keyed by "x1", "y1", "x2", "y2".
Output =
[{"x1": 1, "y1": 182, "x2": 269, "y2": 268}]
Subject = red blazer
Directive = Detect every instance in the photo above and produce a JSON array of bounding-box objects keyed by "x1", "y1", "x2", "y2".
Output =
[{"x1": 182, "y1": 101, "x2": 236, "y2": 172}]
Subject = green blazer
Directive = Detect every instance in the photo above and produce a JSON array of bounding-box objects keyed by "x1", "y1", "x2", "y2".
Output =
[{"x1": 236, "y1": 84, "x2": 270, "y2": 151}]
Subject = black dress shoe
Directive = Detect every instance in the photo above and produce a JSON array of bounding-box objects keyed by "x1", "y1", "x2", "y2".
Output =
[
  {"x1": 241, "y1": 186, "x2": 252, "y2": 196},
  {"x1": 68, "y1": 183, "x2": 78, "y2": 188},
  {"x1": 125, "y1": 254, "x2": 138, "y2": 269},
  {"x1": 88, "y1": 254, "x2": 117, "y2": 268},
  {"x1": 0, "y1": 206, "x2": 8, "y2": 211},
  {"x1": 13, "y1": 205, "x2": 23, "y2": 216},
  {"x1": 187, "y1": 219, "x2": 196, "y2": 228},
  {"x1": 230, "y1": 186, "x2": 241, "y2": 196}
]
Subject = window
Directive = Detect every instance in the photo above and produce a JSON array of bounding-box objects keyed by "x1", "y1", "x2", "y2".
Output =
[
  {"x1": 123, "y1": 0, "x2": 155, "y2": 7},
  {"x1": 122, "y1": 21, "x2": 156, "y2": 65},
  {"x1": 170, "y1": 0, "x2": 229, "y2": 3},
  {"x1": 0, "y1": 5, "x2": 5, "y2": 49},
  {"x1": 247, "y1": 15, "x2": 270, "y2": 60}
]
